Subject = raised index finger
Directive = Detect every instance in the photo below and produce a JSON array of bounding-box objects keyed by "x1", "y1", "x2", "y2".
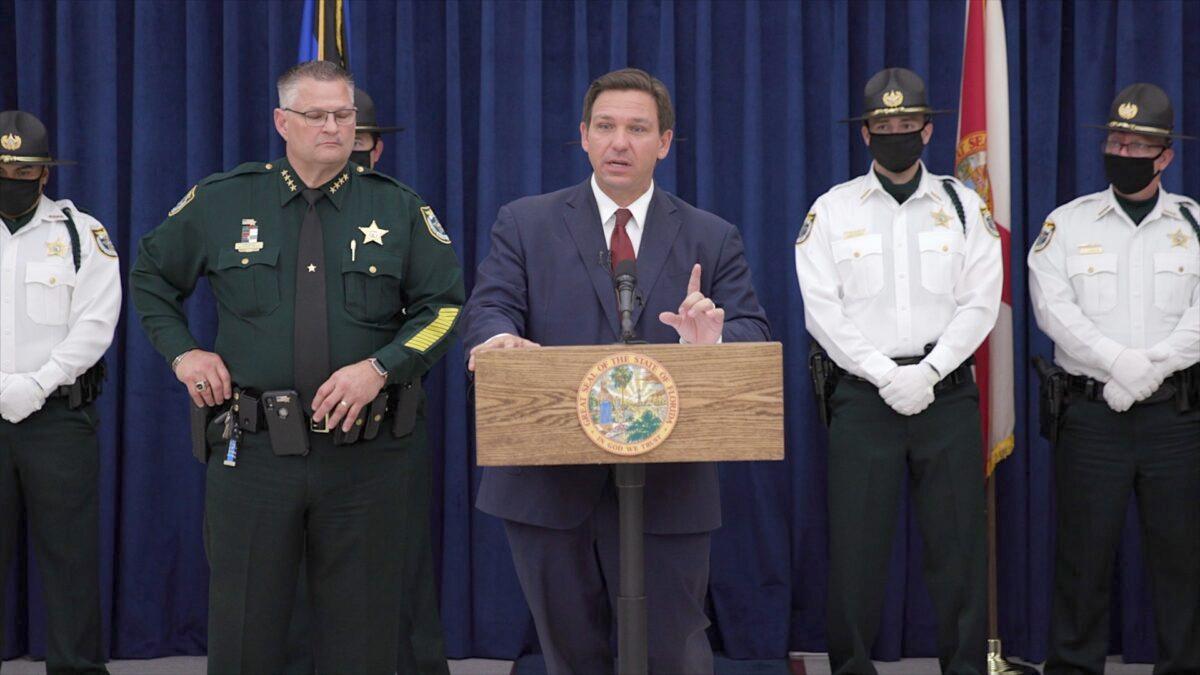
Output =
[{"x1": 688, "y1": 263, "x2": 702, "y2": 295}]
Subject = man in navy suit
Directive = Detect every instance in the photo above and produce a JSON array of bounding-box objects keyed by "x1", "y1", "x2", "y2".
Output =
[{"x1": 461, "y1": 68, "x2": 769, "y2": 675}]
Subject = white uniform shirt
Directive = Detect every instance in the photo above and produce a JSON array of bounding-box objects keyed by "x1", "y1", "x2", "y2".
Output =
[
  {"x1": 794, "y1": 162, "x2": 1003, "y2": 386},
  {"x1": 1027, "y1": 186, "x2": 1200, "y2": 380},
  {"x1": 0, "y1": 195, "x2": 122, "y2": 394}
]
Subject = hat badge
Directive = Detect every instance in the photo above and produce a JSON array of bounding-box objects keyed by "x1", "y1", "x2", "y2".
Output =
[
  {"x1": 0, "y1": 134, "x2": 21, "y2": 151},
  {"x1": 1117, "y1": 102, "x2": 1138, "y2": 120},
  {"x1": 881, "y1": 90, "x2": 904, "y2": 107}
]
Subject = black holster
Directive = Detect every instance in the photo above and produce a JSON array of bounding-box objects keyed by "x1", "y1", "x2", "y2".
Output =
[
  {"x1": 56, "y1": 359, "x2": 106, "y2": 410},
  {"x1": 808, "y1": 343, "x2": 840, "y2": 427},
  {"x1": 390, "y1": 379, "x2": 421, "y2": 438},
  {"x1": 190, "y1": 402, "x2": 214, "y2": 463},
  {"x1": 1033, "y1": 356, "x2": 1068, "y2": 445}
]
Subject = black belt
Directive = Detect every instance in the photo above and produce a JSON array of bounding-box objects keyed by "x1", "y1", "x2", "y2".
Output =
[
  {"x1": 841, "y1": 355, "x2": 974, "y2": 393},
  {"x1": 230, "y1": 385, "x2": 401, "y2": 446},
  {"x1": 1066, "y1": 374, "x2": 1178, "y2": 406},
  {"x1": 228, "y1": 379, "x2": 417, "y2": 446}
]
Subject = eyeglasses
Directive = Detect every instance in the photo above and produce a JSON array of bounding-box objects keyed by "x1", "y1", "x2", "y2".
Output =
[
  {"x1": 1102, "y1": 139, "x2": 1166, "y2": 158},
  {"x1": 283, "y1": 107, "x2": 358, "y2": 127}
]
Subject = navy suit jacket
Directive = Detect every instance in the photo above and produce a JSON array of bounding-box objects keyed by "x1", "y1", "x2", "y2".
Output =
[{"x1": 463, "y1": 180, "x2": 770, "y2": 534}]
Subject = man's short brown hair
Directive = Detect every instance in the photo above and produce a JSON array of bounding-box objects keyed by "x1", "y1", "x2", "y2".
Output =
[
  {"x1": 581, "y1": 68, "x2": 675, "y2": 133},
  {"x1": 277, "y1": 60, "x2": 355, "y2": 109}
]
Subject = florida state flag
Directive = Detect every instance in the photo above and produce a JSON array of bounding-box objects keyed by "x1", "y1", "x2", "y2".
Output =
[{"x1": 956, "y1": 0, "x2": 1014, "y2": 476}]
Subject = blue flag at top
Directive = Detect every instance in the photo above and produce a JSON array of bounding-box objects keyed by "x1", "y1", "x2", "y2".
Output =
[{"x1": 298, "y1": 0, "x2": 352, "y2": 67}]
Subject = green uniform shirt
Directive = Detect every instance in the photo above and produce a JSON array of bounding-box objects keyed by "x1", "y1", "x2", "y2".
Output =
[{"x1": 130, "y1": 158, "x2": 465, "y2": 391}]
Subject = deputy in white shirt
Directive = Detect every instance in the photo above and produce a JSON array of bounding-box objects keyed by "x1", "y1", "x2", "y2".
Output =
[
  {"x1": 795, "y1": 68, "x2": 1001, "y2": 675},
  {"x1": 1028, "y1": 83, "x2": 1199, "y2": 675},
  {"x1": 0, "y1": 110, "x2": 120, "y2": 675}
]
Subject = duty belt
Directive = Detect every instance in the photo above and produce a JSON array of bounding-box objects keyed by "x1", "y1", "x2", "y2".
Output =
[
  {"x1": 229, "y1": 383, "x2": 415, "y2": 445},
  {"x1": 1065, "y1": 366, "x2": 1197, "y2": 409},
  {"x1": 841, "y1": 354, "x2": 974, "y2": 393}
]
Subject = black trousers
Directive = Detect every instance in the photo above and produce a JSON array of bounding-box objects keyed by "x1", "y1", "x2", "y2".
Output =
[
  {"x1": 0, "y1": 399, "x2": 107, "y2": 675},
  {"x1": 282, "y1": 444, "x2": 448, "y2": 675},
  {"x1": 204, "y1": 425, "x2": 428, "y2": 675},
  {"x1": 1046, "y1": 396, "x2": 1200, "y2": 675},
  {"x1": 502, "y1": 479, "x2": 713, "y2": 675},
  {"x1": 825, "y1": 378, "x2": 987, "y2": 675}
]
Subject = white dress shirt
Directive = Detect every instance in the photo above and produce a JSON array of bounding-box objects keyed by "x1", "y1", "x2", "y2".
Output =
[
  {"x1": 592, "y1": 174, "x2": 653, "y2": 257},
  {"x1": 1028, "y1": 186, "x2": 1200, "y2": 380},
  {"x1": 0, "y1": 195, "x2": 121, "y2": 395},
  {"x1": 794, "y1": 162, "x2": 1003, "y2": 386}
]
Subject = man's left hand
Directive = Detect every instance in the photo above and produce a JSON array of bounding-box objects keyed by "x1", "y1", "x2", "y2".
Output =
[
  {"x1": 311, "y1": 361, "x2": 388, "y2": 432},
  {"x1": 659, "y1": 264, "x2": 724, "y2": 344},
  {"x1": 0, "y1": 374, "x2": 49, "y2": 424}
]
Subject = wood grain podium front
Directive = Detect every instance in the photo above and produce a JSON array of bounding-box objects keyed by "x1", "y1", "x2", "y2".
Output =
[
  {"x1": 474, "y1": 342, "x2": 785, "y2": 466},
  {"x1": 474, "y1": 341, "x2": 785, "y2": 675}
]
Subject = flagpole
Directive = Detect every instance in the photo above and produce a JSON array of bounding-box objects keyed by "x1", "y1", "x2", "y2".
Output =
[
  {"x1": 986, "y1": 476, "x2": 1034, "y2": 674},
  {"x1": 954, "y1": 1, "x2": 1034, "y2": 670}
]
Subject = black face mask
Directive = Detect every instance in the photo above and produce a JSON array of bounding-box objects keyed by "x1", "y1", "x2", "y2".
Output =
[
  {"x1": 350, "y1": 150, "x2": 373, "y2": 169},
  {"x1": 0, "y1": 175, "x2": 44, "y2": 219},
  {"x1": 868, "y1": 127, "x2": 927, "y2": 173},
  {"x1": 1104, "y1": 153, "x2": 1160, "y2": 195}
]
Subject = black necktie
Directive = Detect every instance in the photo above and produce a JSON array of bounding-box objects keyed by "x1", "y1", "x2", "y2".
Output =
[{"x1": 295, "y1": 188, "x2": 331, "y2": 414}]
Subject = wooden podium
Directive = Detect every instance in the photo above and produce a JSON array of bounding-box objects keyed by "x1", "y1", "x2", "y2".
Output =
[{"x1": 475, "y1": 342, "x2": 785, "y2": 674}]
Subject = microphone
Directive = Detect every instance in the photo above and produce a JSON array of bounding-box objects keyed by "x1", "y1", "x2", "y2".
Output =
[{"x1": 612, "y1": 258, "x2": 639, "y2": 342}]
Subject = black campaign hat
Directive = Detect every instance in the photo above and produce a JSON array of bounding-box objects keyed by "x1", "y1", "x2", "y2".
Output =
[
  {"x1": 841, "y1": 67, "x2": 953, "y2": 123},
  {"x1": 1086, "y1": 82, "x2": 1194, "y2": 141},
  {"x1": 0, "y1": 111, "x2": 76, "y2": 165},
  {"x1": 354, "y1": 88, "x2": 403, "y2": 134}
]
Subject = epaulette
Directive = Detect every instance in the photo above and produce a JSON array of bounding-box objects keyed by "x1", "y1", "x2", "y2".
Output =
[
  {"x1": 169, "y1": 162, "x2": 274, "y2": 217},
  {"x1": 355, "y1": 164, "x2": 404, "y2": 188},
  {"x1": 198, "y1": 161, "x2": 276, "y2": 187}
]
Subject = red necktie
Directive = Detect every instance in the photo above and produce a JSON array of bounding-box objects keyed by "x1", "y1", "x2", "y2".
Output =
[{"x1": 610, "y1": 208, "x2": 635, "y2": 271}]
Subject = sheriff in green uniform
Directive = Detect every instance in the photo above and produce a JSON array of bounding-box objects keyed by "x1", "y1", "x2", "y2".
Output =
[{"x1": 129, "y1": 61, "x2": 464, "y2": 675}]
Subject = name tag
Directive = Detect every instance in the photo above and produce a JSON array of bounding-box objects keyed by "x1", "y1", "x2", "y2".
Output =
[
  {"x1": 1077, "y1": 244, "x2": 1103, "y2": 255},
  {"x1": 842, "y1": 229, "x2": 867, "y2": 239}
]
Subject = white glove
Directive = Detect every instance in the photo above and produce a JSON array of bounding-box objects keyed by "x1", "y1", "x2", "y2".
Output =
[
  {"x1": 0, "y1": 374, "x2": 48, "y2": 424},
  {"x1": 879, "y1": 363, "x2": 939, "y2": 416},
  {"x1": 1145, "y1": 343, "x2": 1172, "y2": 362},
  {"x1": 1102, "y1": 381, "x2": 1136, "y2": 413},
  {"x1": 1109, "y1": 349, "x2": 1164, "y2": 400}
]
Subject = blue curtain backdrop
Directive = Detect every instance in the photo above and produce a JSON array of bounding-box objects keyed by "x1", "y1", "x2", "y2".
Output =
[{"x1": 1, "y1": 0, "x2": 1195, "y2": 664}]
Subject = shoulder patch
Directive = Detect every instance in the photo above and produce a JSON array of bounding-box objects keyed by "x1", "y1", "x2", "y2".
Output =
[
  {"x1": 91, "y1": 225, "x2": 118, "y2": 258},
  {"x1": 796, "y1": 211, "x2": 816, "y2": 245},
  {"x1": 420, "y1": 206, "x2": 451, "y2": 244},
  {"x1": 980, "y1": 203, "x2": 1000, "y2": 237},
  {"x1": 1033, "y1": 220, "x2": 1055, "y2": 253},
  {"x1": 168, "y1": 185, "x2": 196, "y2": 217}
]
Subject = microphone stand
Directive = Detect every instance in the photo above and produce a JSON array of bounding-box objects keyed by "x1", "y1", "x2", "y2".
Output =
[{"x1": 612, "y1": 262, "x2": 647, "y2": 675}]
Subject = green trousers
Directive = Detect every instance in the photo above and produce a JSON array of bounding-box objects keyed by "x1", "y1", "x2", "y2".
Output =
[
  {"x1": 282, "y1": 441, "x2": 448, "y2": 675},
  {"x1": 1047, "y1": 395, "x2": 1200, "y2": 675},
  {"x1": 0, "y1": 399, "x2": 107, "y2": 675},
  {"x1": 204, "y1": 424, "x2": 429, "y2": 675},
  {"x1": 825, "y1": 378, "x2": 987, "y2": 675}
]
